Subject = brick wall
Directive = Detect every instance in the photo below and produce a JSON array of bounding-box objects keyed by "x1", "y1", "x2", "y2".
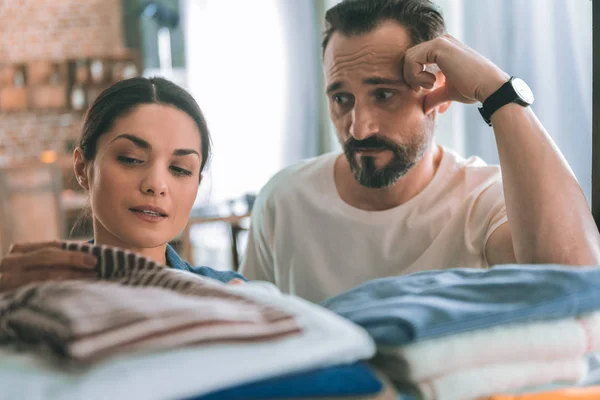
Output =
[
  {"x1": 0, "y1": 112, "x2": 81, "y2": 166},
  {"x1": 0, "y1": 0, "x2": 125, "y2": 62},
  {"x1": 0, "y1": 0, "x2": 126, "y2": 166}
]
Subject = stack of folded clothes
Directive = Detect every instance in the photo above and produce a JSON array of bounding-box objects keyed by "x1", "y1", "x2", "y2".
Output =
[
  {"x1": 0, "y1": 242, "x2": 388, "y2": 400},
  {"x1": 0, "y1": 280, "x2": 303, "y2": 363},
  {"x1": 321, "y1": 265, "x2": 600, "y2": 400}
]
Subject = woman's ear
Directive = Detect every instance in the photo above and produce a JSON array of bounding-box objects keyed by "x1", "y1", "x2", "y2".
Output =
[{"x1": 73, "y1": 147, "x2": 90, "y2": 190}]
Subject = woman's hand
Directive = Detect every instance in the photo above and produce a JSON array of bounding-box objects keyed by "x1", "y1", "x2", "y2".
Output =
[{"x1": 0, "y1": 241, "x2": 98, "y2": 292}]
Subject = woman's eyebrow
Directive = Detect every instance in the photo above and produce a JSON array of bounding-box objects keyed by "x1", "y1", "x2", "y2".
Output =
[
  {"x1": 173, "y1": 149, "x2": 200, "y2": 157},
  {"x1": 110, "y1": 134, "x2": 151, "y2": 149},
  {"x1": 111, "y1": 134, "x2": 199, "y2": 157}
]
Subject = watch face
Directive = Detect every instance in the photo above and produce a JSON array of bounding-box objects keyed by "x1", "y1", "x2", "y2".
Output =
[{"x1": 512, "y1": 78, "x2": 534, "y2": 105}]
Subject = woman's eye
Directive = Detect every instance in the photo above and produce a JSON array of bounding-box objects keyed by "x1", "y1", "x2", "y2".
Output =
[
  {"x1": 117, "y1": 156, "x2": 143, "y2": 165},
  {"x1": 170, "y1": 166, "x2": 193, "y2": 177}
]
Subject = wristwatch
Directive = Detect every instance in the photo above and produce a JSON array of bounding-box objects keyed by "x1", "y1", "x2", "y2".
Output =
[{"x1": 478, "y1": 77, "x2": 534, "y2": 126}]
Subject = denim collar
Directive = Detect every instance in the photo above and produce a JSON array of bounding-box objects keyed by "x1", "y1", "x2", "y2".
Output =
[{"x1": 165, "y1": 244, "x2": 191, "y2": 271}]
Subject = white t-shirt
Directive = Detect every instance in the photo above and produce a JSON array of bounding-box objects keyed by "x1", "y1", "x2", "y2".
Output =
[{"x1": 240, "y1": 147, "x2": 507, "y2": 303}]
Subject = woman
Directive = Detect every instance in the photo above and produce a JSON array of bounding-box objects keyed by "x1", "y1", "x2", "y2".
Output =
[{"x1": 0, "y1": 77, "x2": 246, "y2": 291}]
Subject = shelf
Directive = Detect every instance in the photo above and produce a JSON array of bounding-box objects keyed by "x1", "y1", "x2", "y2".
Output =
[{"x1": 0, "y1": 52, "x2": 142, "y2": 114}]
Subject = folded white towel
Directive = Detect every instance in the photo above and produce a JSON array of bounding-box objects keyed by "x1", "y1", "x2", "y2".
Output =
[
  {"x1": 379, "y1": 313, "x2": 600, "y2": 382},
  {"x1": 418, "y1": 358, "x2": 588, "y2": 400}
]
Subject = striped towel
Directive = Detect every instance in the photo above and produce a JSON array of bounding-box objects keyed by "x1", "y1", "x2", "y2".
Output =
[
  {"x1": 60, "y1": 241, "x2": 249, "y2": 299},
  {"x1": 0, "y1": 243, "x2": 302, "y2": 365}
]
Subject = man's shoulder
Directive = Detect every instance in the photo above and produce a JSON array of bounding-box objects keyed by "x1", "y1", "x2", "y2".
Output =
[
  {"x1": 433, "y1": 148, "x2": 505, "y2": 219},
  {"x1": 441, "y1": 147, "x2": 502, "y2": 186},
  {"x1": 259, "y1": 153, "x2": 338, "y2": 201}
]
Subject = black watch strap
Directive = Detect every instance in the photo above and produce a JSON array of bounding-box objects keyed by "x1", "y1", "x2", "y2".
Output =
[{"x1": 478, "y1": 80, "x2": 515, "y2": 126}]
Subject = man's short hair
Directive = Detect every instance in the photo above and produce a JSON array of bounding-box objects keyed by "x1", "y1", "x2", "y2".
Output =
[{"x1": 322, "y1": 0, "x2": 446, "y2": 55}]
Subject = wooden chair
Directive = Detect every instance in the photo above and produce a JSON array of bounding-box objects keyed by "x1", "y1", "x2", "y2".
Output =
[{"x1": 180, "y1": 214, "x2": 250, "y2": 272}]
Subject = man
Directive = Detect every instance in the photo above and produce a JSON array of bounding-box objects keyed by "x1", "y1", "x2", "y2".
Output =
[{"x1": 240, "y1": 0, "x2": 600, "y2": 303}]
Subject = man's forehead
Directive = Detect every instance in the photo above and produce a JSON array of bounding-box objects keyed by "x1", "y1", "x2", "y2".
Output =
[{"x1": 323, "y1": 21, "x2": 412, "y2": 79}]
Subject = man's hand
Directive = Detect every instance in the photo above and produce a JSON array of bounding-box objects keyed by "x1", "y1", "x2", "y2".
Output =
[
  {"x1": 402, "y1": 37, "x2": 600, "y2": 267},
  {"x1": 402, "y1": 34, "x2": 509, "y2": 111},
  {"x1": 0, "y1": 241, "x2": 98, "y2": 292}
]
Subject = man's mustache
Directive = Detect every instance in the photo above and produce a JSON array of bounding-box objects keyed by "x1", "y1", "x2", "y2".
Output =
[{"x1": 345, "y1": 136, "x2": 399, "y2": 152}]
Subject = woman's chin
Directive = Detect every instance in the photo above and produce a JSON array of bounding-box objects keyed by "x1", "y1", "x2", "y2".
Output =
[{"x1": 120, "y1": 231, "x2": 171, "y2": 251}]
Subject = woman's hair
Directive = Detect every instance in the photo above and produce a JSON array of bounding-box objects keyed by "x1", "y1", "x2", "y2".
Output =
[{"x1": 80, "y1": 76, "x2": 211, "y2": 173}]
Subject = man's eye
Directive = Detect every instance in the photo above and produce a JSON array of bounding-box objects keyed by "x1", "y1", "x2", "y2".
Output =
[
  {"x1": 332, "y1": 94, "x2": 352, "y2": 106},
  {"x1": 375, "y1": 90, "x2": 395, "y2": 100}
]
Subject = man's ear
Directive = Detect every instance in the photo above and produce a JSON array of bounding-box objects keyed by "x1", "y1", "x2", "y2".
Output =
[
  {"x1": 423, "y1": 71, "x2": 452, "y2": 115},
  {"x1": 437, "y1": 101, "x2": 452, "y2": 114},
  {"x1": 73, "y1": 147, "x2": 90, "y2": 190}
]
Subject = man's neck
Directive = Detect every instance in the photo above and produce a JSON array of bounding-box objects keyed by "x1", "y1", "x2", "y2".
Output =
[{"x1": 334, "y1": 144, "x2": 443, "y2": 212}]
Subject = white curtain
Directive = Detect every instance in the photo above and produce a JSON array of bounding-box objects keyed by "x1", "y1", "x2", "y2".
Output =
[
  {"x1": 184, "y1": 0, "x2": 287, "y2": 204},
  {"x1": 278, "y1": 0, "x2": 324, "y2": 162},
  {"x1": 455, "y1": 0, "x2": 592, "y2": 201},
  {"x1": 184, "y1": 0, "x2": 322, "y2": 205}
]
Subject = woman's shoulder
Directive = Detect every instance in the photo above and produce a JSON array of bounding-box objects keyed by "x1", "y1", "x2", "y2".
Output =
[
  {"x1": 165, "y1": 244, "x2": 247, "y2": 283},
  {"x1": 187, "y1": 265, "x2": 248, "y2": 284}
]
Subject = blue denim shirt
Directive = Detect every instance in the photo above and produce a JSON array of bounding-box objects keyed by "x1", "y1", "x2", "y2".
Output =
[
  {"x1": 165, "y1": 244, "x2": 247, "y2": 283},
  {"x1": 87, "y1": 240, "x2": 246, "y2": 284}
]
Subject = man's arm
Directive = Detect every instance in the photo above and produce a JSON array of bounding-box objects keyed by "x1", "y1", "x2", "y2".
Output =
[
  {"x1": 404, "y1": 34, "x2": 600, "y2": 265},
  {"x1": 485, "y1": 223, "x2": 517, "y2": 266},
  {"x1": 487, "y1": 101, "x2": 600, "y2": 265}
]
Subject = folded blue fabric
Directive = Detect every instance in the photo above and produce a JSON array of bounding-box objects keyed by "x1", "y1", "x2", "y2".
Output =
[
  {"x1": 321, "y1": 265, "x2": 600, "y2": 346},
  {"x1": 188, "y1": 362, "x2": 383, "y2": 400}
]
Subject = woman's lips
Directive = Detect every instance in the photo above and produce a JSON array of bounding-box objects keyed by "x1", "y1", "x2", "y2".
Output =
[
  {"x1": 129, "y1": 209, "x2": 168, "y2": 222},
  {"x1": 129, "y1": 205, "x2": 168, "y2": 223}
]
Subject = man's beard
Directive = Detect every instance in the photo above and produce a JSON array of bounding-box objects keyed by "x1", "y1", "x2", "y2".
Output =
[{"x1": 343, "y1": 124, "x2": 433, "y2": 189}]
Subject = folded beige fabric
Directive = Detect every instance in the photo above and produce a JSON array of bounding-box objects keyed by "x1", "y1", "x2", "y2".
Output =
[{"x1": 0, "y1": 243, "x2": 301, "y2": 364}]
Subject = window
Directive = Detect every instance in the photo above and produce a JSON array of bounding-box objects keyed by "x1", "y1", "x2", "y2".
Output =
[{"x1": 184, "y1": 0, "x2": 288, "y2": 206}]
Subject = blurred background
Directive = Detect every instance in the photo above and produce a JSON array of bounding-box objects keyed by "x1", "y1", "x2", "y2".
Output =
[{"x1": 0, "y1": 0, "x2": 592, "y2": 271}]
